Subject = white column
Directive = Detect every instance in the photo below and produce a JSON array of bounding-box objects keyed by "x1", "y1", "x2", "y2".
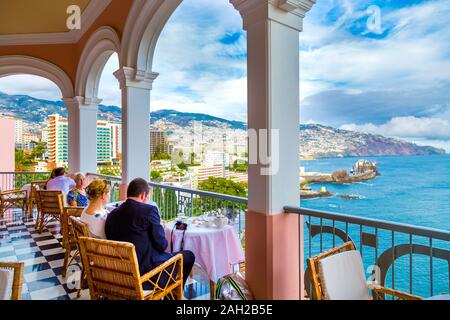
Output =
[
  {"x1": 231, "y1": 0, "x2": 315, "y2": 299},
  {"x1": 65, "y1": 97, "x2": 99, "y2": 174},
  {"x1": 114, "y1": 67, "x2": 158, "y2": 184},
  {"x1": 233, "y1": 0, "x2": 315, "y2": 213}
]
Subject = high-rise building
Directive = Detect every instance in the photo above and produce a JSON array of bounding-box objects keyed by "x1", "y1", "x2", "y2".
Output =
[
  {"x1": 48, "y1": 114, "x2": 68, "y2": 168},
  {"x1": 47, "y1": 115, "x2": 114, "y2": 168},
  {"x1": 97, "y1": 120, "x2": 112, "y2": 164},
  {"x1": 109, "y1": 122, "x2": 122, "y2": 160},
  {"x1": 150, "y1": 130, "x2": 170, "y2": 156}
]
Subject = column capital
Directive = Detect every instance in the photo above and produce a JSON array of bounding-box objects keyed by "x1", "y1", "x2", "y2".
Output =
[
  {"x1": 114, "y1": 67, "x2": 159, "y2": 91},
  {"x1": 62, "y1": 96, "x2": 101, "y2": 111},
  {"x1": 230, "y1": 0, "x2": 316, "y2": 31}
]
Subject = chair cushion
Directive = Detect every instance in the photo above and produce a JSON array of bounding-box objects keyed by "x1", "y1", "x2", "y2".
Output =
[
  {"x1": 318, "y1": 250, "x2": 369, "y2": 300},
  {"x1": 0, "y1": 269, "x2": 13, "y2": 300}
]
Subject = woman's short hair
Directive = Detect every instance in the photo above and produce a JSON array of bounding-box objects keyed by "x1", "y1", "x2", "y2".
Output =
[{"x1": 86, "y1": 179, "x2": 110, "y2": 201}]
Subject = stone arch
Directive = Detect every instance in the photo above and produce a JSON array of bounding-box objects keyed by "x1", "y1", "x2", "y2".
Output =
[
  {"x1": 0, "y1": 55, "x2": 74, "y2": 98},
  {"x1": 120, "y1": 0, "x2": 183, "y2": 76},
  {"x1": 75, "y1": 26, "x2": 121, "y2": 101}
]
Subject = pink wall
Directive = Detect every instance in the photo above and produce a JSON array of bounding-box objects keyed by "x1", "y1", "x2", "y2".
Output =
[{"x1": 0, "y1": 118, "x2": 15, "y2": 190}]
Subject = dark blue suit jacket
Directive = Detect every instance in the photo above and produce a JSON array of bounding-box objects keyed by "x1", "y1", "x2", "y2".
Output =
[{"x1": 105, "y1": 199, "x2": 172, "y2": 275}]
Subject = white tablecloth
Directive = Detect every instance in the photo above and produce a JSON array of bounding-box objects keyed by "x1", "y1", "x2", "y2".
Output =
[
  {"x1": 105, "y1": 201, "x2": 123, "y2": 212},
  {"x1": 164, "y1": 221, "x2": 244, "y2": 282}
]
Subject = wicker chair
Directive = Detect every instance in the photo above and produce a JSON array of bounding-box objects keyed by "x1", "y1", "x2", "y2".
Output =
[
  {"x1": 0, "y1": 262, "x2": 24, "y2": 300},
  {"x1": 35, "y1": 190, "x2": 64, "y2": 233},
  {"x1": 307, "y1": 241, "x2": 422, "y2": 300},
  {"x1": 0, "y1": 188, "x2": 28, "y2": 218},
  {"x1": 29, "y1": 181, "x2": 47, "y2": 218},
  {"x1": 78, "y1": 237, "x2": 184, "y2": 300},
  {"x1": 61, "y1": 207, "x2": 84, "y2": 277},
  {"x1": 69, "y1": 216, "x2": 90, "y2": 298}
]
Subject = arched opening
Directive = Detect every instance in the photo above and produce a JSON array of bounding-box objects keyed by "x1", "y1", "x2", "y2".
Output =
[
  {"x1": 137, "y1": 0, "x2": 248, "y2": 191},
  {"x1": 0, "y1": 73, "x2": 64, "y2": 179},
  {"x1": 96, "y1": 53, "x2": 122, "y2": 176}
]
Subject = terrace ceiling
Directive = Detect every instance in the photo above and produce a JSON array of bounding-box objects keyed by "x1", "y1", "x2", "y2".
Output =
[{"x1": 0, "y1": 0, "x2": 91, "y2": 35}]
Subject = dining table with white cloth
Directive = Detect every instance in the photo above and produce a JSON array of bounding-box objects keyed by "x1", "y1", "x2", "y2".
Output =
[
  {"x1": 105, "y1": 202, "x2": 244, "y2": 282},
  {"x1": 164, "y1": 219, "x2": 244, "y2": 283}
]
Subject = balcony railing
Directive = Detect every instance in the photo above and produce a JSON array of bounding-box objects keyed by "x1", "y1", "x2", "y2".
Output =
[
  {"x1": 1, "y1": 171, "x2": 448, "y2": 299},
  {"x1": 86, "y1": 173, "x2": 247, "y2": 240},
  {"x1": 285, "y1": 206, "x2": 450, "y2": 299},
  {"x1": 0, "y1": 171, "x2": 50, "y2": 191}
]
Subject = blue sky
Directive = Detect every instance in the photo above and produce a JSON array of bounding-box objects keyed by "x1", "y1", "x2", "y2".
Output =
[{"x1": 0, "y1": 0, "x2": 449, "y2": 150}]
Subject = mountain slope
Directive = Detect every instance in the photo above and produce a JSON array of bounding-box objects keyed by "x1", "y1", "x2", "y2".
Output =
[
  {"x1": 0, "y1": 92, "x2": 445, "y2": 157},
  {"x1": 300, "y1": 124, "x2": 446, "y2": 157}
]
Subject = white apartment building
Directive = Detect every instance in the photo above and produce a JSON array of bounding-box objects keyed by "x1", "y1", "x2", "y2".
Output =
[
  {"x1": 204, "y1": 151, "x2": 230, "y2": 168},
  {"x1": 188, "y1": 165, "x2": 225, "y2": 189},
  {"x1": 14, "y1": 118, "x2": 23, "y2": 144},
  {"x1": 151, "y1": 160, "x2": 172, "y2": 171}
]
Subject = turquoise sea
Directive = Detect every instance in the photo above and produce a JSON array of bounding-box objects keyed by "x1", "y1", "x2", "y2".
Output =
[{"x1": 300, "y1": 154, "x2": 450, "y2": 298}]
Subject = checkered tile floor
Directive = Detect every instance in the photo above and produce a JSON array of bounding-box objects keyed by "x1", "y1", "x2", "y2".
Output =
[{"x1": 0, "y1": 209, "x2": 211, "y2": 300}]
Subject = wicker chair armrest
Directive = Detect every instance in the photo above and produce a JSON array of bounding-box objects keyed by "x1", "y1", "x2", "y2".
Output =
[
  {"x1": 368, "y1": 284, "x2": 422, "y2": 300},
  {"x1": 140, "y1": 254, "x2": 183, "y2": 283},
  {"x1": 0, "y1": 189, "x2": 27, "y2": 196}
]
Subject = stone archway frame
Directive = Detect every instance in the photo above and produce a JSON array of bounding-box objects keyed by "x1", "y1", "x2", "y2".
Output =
[
  {"x1": 75, "y1": 26, "x2": 121, "y2": 103},
  {"x1": 0, "y1": 55, "x2": 74, "y2": 98}
]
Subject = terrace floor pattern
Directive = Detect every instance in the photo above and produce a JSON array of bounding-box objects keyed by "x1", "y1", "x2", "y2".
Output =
[{"x1": 0, "y1": 209, "x2": 211, "y2": 300}]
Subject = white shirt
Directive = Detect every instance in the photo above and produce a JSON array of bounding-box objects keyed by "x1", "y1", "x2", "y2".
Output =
[
  {"x1": 46, "y1": 176, "x2": 76, "y2": 195},
  {"x1": 80, "y1": 208, "x2": 108, "y2": 240}
]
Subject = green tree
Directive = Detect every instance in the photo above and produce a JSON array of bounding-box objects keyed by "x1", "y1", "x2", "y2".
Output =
[
  {"x1": 177, "y1": 162, "x2": 188, "y2": 170},
  {"x1": 15, "y1": 149, "x2": 36, "y2": 172},
  {"x1": 196, "y1": 177, "x2": 247, "y2": 219},
  {"x1": 151, "y1": 170, "x2": 162, "y2": 182},
  {"x1": 199, "y1": 177, "x2": 247, "y2": 197},
  {"x1": 153, "y1": 152, "x2": 171, "y2": 160}
]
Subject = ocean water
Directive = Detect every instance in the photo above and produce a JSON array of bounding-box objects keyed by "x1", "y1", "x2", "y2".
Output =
[{"x1": 300, "y1": 154, "x2": 450, "y2": 298}]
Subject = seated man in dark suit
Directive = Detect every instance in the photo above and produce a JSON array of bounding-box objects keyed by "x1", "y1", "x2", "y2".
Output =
[{"x1": 105, "y1": 178, "x2": 195, "y2": 289}]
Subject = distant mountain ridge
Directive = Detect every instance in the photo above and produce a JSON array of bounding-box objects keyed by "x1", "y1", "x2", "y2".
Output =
[
  {"x1": 300, "y1": 124, "x2": 445, "y2": 158},
  {"x1": 0, "y1": 92, "x2": 445, "y2": 157}
]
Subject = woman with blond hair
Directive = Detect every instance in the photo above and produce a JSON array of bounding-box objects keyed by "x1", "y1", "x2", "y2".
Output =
[
  {"x1": 67, "y1": 173, "x2": 88, "y2": 207},
  {"x1": 80, "y1": 179, "x2": 110, "y2": 239}
]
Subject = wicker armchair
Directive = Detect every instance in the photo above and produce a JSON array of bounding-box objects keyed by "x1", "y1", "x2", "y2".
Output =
[
  {"x1": 0, "y1": 262, "x2": 24, "y2": 300},
  {"x1": 61, "y1": 207, "x2": 84, "y2": 277},
  {"x1": 78, "y1": 237, "x2": 184, "y2": 300},
  {"x1": 307, "y1": 241, "x2": 422, "y2": 300},
  {"x1": 35, "y1": 190, "x2": 64, "y2": 233},
  {"x1": 0, "y1": 188, "x2": 28, "y2": 218},
  {"x1": 69, "y1": 216, "x2": 90, "y2": 298},
  {"x1": 29, "y1": 181, "x2": 47, "y2": 218}
]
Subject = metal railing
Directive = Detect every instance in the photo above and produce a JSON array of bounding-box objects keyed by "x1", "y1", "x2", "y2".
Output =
[
  {"x1": 285, "y1": 206, "x2": 450, "y2": 299},
  {"x1": 85, "y1": 173, "x2": 248, "y2": 239},
  {"x1": 2, "y1": 171, "x2": 447, "y2": 299},
  {"x1": 0, "y1": 172, "x2": 50, "y2": 191}
]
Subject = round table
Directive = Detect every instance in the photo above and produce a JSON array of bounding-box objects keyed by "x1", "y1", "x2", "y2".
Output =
[{"x1": 164, "y1": 220, "x2": 244, "y2": 283}]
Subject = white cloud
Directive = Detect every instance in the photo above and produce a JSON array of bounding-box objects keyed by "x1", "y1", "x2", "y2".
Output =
[
  {"x1": 0, "y1": 75, "x2": 61, "y2": 101},
  {"x1": 341, "y1": 116, "x2": 450, "y2": 140},
  {"x1": 300, "y1": 0, "x2": 450, "y2": 99},
  {"x1": 98, "y1": 53, "x2": 121, "y2": 106}
]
